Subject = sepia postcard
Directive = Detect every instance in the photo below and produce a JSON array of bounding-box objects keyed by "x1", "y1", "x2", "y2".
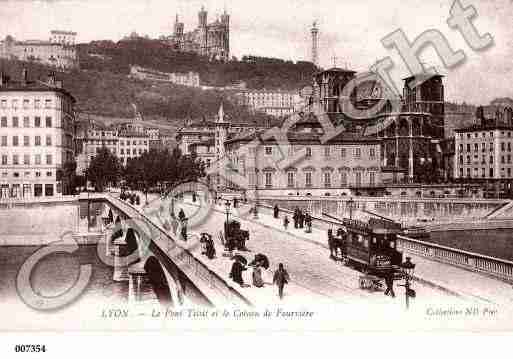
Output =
[{"x1": 1, "y1": 0, "x2": 513, "y2": 346}]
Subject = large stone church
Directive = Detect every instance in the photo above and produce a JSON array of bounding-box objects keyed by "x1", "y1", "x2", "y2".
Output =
[{"x1": 163, "y1": 6, "x2": 230, "y2": 62}]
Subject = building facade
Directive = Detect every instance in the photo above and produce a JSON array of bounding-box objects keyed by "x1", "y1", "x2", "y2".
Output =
[
  {"x1": 236, "y1": 89, "x2": 303, "y2": 118},
  {"x1": 224, "y1": 114, "x2": 383, "y2": 197},
  {"x1": 0, "y1": 31, "x2": 78, "y2": 70},
  {"x1": 0, "y1": 71, "x2": 75, "y2": 199},
  {"x1": 129, "y1": 65, "x2": 200, "y2": 87},
  {"x1": 163, "y1": 7, "x2": 230, "y2": 61},
  {"x1": 454, "y1": 125, "x2": 513, "y2": 198}
]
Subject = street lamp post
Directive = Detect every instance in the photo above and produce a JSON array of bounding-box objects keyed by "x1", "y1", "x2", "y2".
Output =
[
  {"x1": 225, "y1": 200, "x2": 231, "y2": 223},
  {"x1": 400, "y1": 256, "x2": 416, "y2": 310},
  {"x1": 348, "y1": 197, "x2": 354, "y2": 220}
]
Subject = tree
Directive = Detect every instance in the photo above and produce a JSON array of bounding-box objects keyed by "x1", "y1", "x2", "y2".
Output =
[
  {"x1": 86, "y1": 147, "x2": 122, "y2": 191},
  {"x1": 59, "y1": 160, "x2": 77, "y2": 195}
]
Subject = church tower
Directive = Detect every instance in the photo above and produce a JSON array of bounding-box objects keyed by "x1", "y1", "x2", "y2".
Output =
[
  {"x1": 214, "y1": 102, "x2": 229, "y2": 190},
  {"x1": 311, "y1": 21, "x2": 319, "y2": 67}
]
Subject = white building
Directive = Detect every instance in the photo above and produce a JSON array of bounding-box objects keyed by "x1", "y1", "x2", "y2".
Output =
[
  {"x1": 129, "y1": 65, "x2": 200, "y2": 87},
  {"x1": 0, "y1": 71, "x2": 76, "y2": 199},
  {"x1": 236, "y1": 89, "x2": 303, "y2": 118},
  {"x1": 0, "y1": 31, "x2": 78, "y2": 70}
]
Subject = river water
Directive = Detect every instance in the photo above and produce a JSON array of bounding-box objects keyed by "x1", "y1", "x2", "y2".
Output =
[
  {"x1": 0, "y1": 244, "x2": 128, "y2": 309},
  {"x1": 429, "y1": 229, "x2": 513, "y2": 262}
]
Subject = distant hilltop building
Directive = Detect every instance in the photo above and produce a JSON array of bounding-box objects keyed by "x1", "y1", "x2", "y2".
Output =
[
  {"x1": 129, "y1": 65, "x2": 200, "y2": 87},
  {"x1": 0, "y1": 30, "x2": 78, "y2": 70},
  {"x1": 162, "y1": 6, "x2": 230, "y2": 62},
  {"x1": 236, "y1": 89, "x2": 303, "y2": 118}
]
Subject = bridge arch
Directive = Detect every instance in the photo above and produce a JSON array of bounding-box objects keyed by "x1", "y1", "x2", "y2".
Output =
[{"x1": 143, "y1": 256, "x2": 174, "y2": 306}]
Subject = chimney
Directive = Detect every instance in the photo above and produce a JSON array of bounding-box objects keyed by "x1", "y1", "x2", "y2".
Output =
[{"x1": 21, "y1": 68, "x2": 28, "y2": 85}]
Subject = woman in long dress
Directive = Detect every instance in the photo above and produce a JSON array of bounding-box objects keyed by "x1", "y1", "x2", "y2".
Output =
[{"x1": 252, "y1": 265, "x2": 264, "y2": 288}]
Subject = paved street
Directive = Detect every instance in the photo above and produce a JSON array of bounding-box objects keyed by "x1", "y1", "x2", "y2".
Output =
[{"x1": 150, "y1": 196, "x2": 465, "y2": 308}]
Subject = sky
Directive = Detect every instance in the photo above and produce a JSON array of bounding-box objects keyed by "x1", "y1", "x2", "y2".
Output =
[{"x1": 0, "y1": 0, "x2": 512, "y2": 104}]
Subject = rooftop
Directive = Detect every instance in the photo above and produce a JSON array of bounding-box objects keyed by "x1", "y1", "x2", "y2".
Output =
[{"x1": 454, "y1": 124, "x2": 513, "y2": 133}]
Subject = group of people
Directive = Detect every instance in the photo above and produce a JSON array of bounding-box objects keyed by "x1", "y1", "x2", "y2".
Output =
[
  {"x1": 229, "y1": 257, "x2": 290, "y2": 300},
  {"x1": 200, "y1": 233, "x2": 216, "y2": 260},
  {"x1": 280, "y1": 207, "x2": 312, "y2": 233},
  {"x1": 120, "y1": 191, "x2": 140, "y2": 205}
]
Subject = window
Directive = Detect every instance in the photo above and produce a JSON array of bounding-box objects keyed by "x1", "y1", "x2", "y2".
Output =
[
  {"x1": 341, "y1": 172, "x2": 347, "y2": 186},
  {"x1": 23, "y1": 155, "x2": 30, "y2": 165},
  {"x1": 482, "y1": 143, "x2": 485, "y2": 152},
  {"x1": 459, "y1": 168, "x2": 463, "y2": 177},
  {"x1": 35, "y1": 117, "x2": 41, "y2": 127},
  {"x1": 45, "y1": 99, "x2": 52, "y2": 108},
  {"x1": 341, "y1": 148, "x2": 346, "y2": 158},
  {"x1": 46, "y1": 171, "x2": 52, "y2": 177},
  {"x1": 355, "y1": 172, "x2": 362, "y2": 186},
  {"x1": 459, "y1": 155, "x2": 463, "y2": 164},
  {"x1": 34, "y1": 99, "x2": 40, "y2": 109},
  {"x1": 458, "y1": 144, "x2": 463, "y2": 152},
  {"x1": 324, "y1": 172, "x2": 331, "y2": 188},
  {"x1": 466, "y1": 144, "x2": 471, "y2": 152},
  {"x1": 265, "y1": 172, "x2": 272, "y2": 188},
  {"x1": 466, "y1": 155, "x2": 471, "y2": 164},
  {"x1": 490, "y1": 143, "x2": 493, "y2": 152},
  {"x1": 35, "y1": 155, "x2": 41, "y2": 165},
  {"x1": 324, "y1": 147, "x2": 330, "y2": 158},
  {"x1": 1, "y1": 136, "x2": 6, "y2": 146},
  {"x1": 12, "y1": 136, "x2": 18, "y2": 146},
  {"x1": 0, "y1": 117, "x2": 6, "y2": 128},
  {"x1": 132, "y1": 149, "x2": 136, "y2": 155},
  {"x1": 12, "y1": 99, "x2": 18, "y2": 109},
  {"x1": 1, "y1": 155, "x2": 7, "y2": 165},
  {"x1": 482, "y1": 168, "x2": 486, "y2": 178},
  {"x1": 466, "y1": 168, "x2": 471, "y2": 177},
  {"x1": 35, "y1": 136, "x2": 41, "y2": 146},
  {"x1": 305, "y1": 147, "x2": 312, "y2": 157},
  {"x1": 23, "y1": 117, "x2": 29, "y2": 128},
  {"x1": 490, "y1": 168, "x2": 494, "y2": 177},
  {"x1": 13, "y1": 154, "x2": 19, "y2": 165},
  {"x1": 23, "y1": 99, "x2": 29, "y2": 109},
  {"x1": 490, "y1": 155, "x2": 494, "y2": 164},
  {"x1": 354, "y1": 148, "x2": 361, "y2": 158},
  {"x1": 305, "y1": 172, "x2": 312, "y2": 187},
  {"x1": 45, "y1": 117, "x2": 52, "y2": 128},
  {"x1": 11, "y1": 117, "x2": 18, "y2": 127},
  {"x1": 46, "y1": 135, "x2": 52, "y2": 146},
  {"x1": 34, "y1": 184, "x2": 42, "y2": 197},
  {"x1": 23, "y1": 136, "x2": 29, "y2": 146},
  {"x1": 287, "y1": 172, "x2": 295, "y2": 188},
  {"x1": 502, "y1": 142, "x2": 505, "y2": 151},
  {"x1": 474, "y1": 143, "x2": 478, "y2": 152},
  {"x1": 509, "y1": 168, "x2": 512, "y2": 177},
  {"x1": 502, "y1": 156, "x2": 505, "y2": 164},
  {"x1": 370, "y1": 172, "x2": 376, "y2": 186},
  {"x1": 46, "y1": 155, "x2": 52, "y2": 165},
  {"x1": 44, "y1": 184, "x2": 53, "y2": 196},
  {"x1": 0, "y1": 100, "x2": 6, "y2": 108},
  {"x1": 120, "y1": 148, "x2": 124, "y2": 155},
  {"x1": 369, "y1": 148, "x2": 376, "y2": 158},
  {"x1": 509, "y1": 155, "x2": 512, "y2": 164}
]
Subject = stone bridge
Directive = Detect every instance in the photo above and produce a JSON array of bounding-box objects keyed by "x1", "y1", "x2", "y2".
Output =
[{"x1": 81, "y1": 193, "x2": 250, "y2": 308}]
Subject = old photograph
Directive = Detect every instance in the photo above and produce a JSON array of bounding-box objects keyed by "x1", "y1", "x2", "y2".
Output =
[{"x1": 0, "y1": 0, "x2": 512, "y2": 340}]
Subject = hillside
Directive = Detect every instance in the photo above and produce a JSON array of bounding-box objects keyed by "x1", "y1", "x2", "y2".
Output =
[
  {"x1": 78, "y1": 38, "x2": 317, "y2": 90},
  {"x1": 0, "y1": 59, "x2": 275, "y2": 126}
]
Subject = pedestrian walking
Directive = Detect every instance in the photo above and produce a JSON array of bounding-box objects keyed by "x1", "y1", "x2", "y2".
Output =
[
  {"x1": 283, "y1": 216, "x2": 289, "y2": 230},
  {"x1": 230, "y1": 259, "x2": 247, "y2": 286},
  {"x1": 252, "y1": 265, "x2": 264, "y2": 288},
  {"x1": 273, "y1": 204, "x2": 279, "y2": 219},
  {"x1": 299, "y1": 210, "x2": 304, "y2": 229},
  {"x1": 273, "y1": 263, "x2": 290, "y2": 300},
  {"x1": 384, "y1": 271, "x2": 395, "y2": 298},
  {"x1": 178, "y1": 208, "x2": 186, "y2": 222},
  {"x1": 293, "y1": 208, "x2": 299, "y2": 228}
]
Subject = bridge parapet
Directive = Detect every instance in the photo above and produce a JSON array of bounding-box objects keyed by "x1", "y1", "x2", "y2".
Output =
[
  {"x1": 88, "y1": 193, "x2": 251, "y2": 307},
  {"x1": 250, "y1": 201, "x2": 513, "y2": 284}
]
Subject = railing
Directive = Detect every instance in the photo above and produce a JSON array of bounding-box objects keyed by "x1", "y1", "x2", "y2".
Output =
[
  {"x1": 395, "y1": 235, "x2": 513, "y2": 283},
  {"x1": 251, "y1": 200, "x2": 513, "y2": 283},
  {"x1": 98, "y1": 194, "x2": 252, "y2": 307}
]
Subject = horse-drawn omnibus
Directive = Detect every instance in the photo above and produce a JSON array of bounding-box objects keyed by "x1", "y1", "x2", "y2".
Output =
[{"x1": 325, "y1": 214, "x2": 404, "y2": 279}]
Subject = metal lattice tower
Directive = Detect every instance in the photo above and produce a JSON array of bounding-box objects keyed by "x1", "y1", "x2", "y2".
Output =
[{"x1": 311, "y1": 21, "x2": 319, "y2": 67}]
